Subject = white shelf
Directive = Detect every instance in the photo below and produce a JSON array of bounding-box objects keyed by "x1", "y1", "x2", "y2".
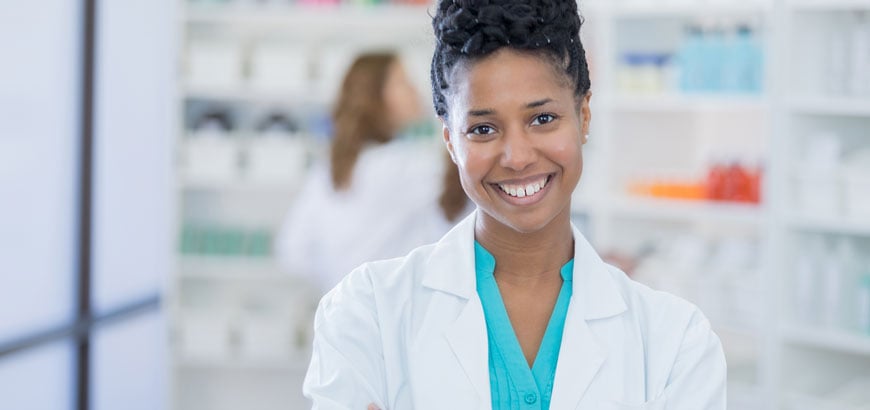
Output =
[
  {"x1": 788, "y1": 0, "x2": 870, "y2": 11},
  {"x1": 183, "y1": 84, "x2": 321, "y2": 105},
  {"x1": 610, "y1": 1, "x2": 771, "y2": 18},
  {"x1": 174, "y1": 355, "x2": 308, "y2": 371},
  {"x1": 612, "y1": 94, "x2": 769, "y2": 112},
  {"x1": 786, "y1": 213, "x2": 870, "y2": 236},
  {"x1": 178, "y1": 256, "x2": 284, "y2": 278},
  {"x1": 789, "y1": 97, "x2": 870, "y2": 117},
  {"x1": 184, "y1": 4, "x2": 432, "y2": 34},
  {"x1": 782, "y1": 325, "x2": 870, "y2": 356},
  {"x1": 179, "y1": 177, "x2": 301, "y2": 193},
  {"x1": 179, "y1": 268, "x2": 291, "y2": 282},
  {"x1": 606, "y1": 195, "x2": 764, "y2": 225},
  {"x1": 783, "y1": 391, "x2": 870, "y2": 410},
  {"x1": 711, "y1": 319, "x2": 762, "y2": 337}
]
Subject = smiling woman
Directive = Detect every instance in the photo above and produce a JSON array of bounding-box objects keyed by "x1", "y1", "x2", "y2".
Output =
[{"x1": 302, "y1": 1, "x2": 727, "y2": 409}]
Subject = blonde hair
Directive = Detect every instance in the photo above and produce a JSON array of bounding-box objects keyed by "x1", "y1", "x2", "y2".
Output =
[{"x1": 330, "y1": 53, "x2": 398, "y2": 190}]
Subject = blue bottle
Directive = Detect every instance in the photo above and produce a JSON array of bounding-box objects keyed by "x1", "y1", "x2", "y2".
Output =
[
  {"x1": 678, "y1": 25, "x2": 705, "y2": 93},
  {"x1": 703, "y1": 26, "x2": 727, "y2": 93},
  {"x1": 734, "y1": 25, "x2": 763, "y2": 94}
]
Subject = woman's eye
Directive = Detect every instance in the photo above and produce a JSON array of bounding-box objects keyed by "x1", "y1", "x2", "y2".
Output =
[
  {"x1": 469, "y1": 125, "x2": 495, "y2": 135},
  {"x1": 532, "y1": 114, "x2": 556, "y2": 125}
]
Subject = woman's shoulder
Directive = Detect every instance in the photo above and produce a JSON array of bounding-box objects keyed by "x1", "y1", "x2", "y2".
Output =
[
  {"x1": 601, "y1": 263, "x2": 711, "y2": 334},
  {"x1": 319, "y1": 242, "x2": 439, "y2": 308}
]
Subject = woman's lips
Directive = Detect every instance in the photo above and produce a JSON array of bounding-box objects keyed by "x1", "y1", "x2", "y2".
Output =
[{"x1": 490, "y1": 173, "x2": 554, "y2": 206}]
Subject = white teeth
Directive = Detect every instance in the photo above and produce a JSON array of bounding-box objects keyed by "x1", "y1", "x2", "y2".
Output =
[{"x1": 497, "y1": 175, "x2": 550, "y2": 198}]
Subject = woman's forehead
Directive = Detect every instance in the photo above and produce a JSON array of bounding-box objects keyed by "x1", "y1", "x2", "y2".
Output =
[{"x1": 448, "y1": 49, "x2": 573, "y2": 110}]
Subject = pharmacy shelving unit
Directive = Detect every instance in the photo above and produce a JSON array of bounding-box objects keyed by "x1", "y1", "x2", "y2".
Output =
[
  {"x1": 582, "y1": 0, "x2": 870, "y2": 408},
  {"x1": 774, "y1": 0, "x2": 870, "y2": 408},
  {"x1": 170, "y1": 2, "x2": 437, "y2": 410},
  {"x1": 576, "y1": 1, "x2": 776, "y2": 408},
  {"x1": 168, "y1": 1, "x2": 870, "y2": 409}
]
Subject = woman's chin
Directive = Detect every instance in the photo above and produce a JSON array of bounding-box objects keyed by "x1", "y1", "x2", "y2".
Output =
[{"x1": 481, "y1": 206, "x2": 566, "y2": 236}]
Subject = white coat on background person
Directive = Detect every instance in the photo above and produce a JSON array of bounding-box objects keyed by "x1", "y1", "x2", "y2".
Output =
[
  {"x1": 276, "y1": 139, "x2": 453, "y2": 292},
  {"x1": 303, "y1": 211, "x2": 726, "y2": 409},
  {"x1": 275, "y1": 52, "x2": 463, "y2": 293}
]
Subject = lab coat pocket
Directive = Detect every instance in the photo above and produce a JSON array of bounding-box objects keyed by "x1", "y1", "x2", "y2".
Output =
[{"x1": 597, "y1": 395, "x2": 666, "y2": 410}]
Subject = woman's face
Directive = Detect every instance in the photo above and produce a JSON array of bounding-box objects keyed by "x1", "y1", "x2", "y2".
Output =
[
  {"x1": 442, "y1": 49, "x2": 591, "y2": 234},
  {"x1": 383, "y1": 61, "x2": 423, "y2": 133}
]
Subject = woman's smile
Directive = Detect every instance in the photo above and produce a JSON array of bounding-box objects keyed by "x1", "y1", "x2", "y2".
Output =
[{"x1": 490, "y1": 172, "x2": 556, "y2": 206}]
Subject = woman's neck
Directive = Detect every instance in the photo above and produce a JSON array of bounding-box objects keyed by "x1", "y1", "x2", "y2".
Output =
[{"x1": 474, "y1": 208, "x2": 574, "y2": 285}]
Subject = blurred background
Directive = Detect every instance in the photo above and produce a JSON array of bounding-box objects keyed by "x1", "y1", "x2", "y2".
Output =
[{"x1": 1, "y1": 0, "x2": 870, "y2": 409}]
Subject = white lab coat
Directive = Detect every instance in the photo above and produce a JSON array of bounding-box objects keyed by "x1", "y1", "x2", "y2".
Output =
[
  {"x1": 276, "y1": 140, "x2": 458, "y2": 293},
  {"x1": 304, "y1": 211, "x2": 727, "y2": 409}
]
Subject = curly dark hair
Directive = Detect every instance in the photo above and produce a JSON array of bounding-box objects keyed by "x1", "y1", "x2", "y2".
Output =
[{"x1": 430, "y1": 0, "x2": 591, "y2": 119}]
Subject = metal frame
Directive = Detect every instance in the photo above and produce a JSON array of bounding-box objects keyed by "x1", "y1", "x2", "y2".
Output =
[{"x1": 0, "y1": 1, "x2": 160, "y2": 409}]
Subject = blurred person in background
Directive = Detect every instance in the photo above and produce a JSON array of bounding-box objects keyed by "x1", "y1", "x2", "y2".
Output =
[{"x1": 277, "y1": 52, "x2": 469, "y2": 294}]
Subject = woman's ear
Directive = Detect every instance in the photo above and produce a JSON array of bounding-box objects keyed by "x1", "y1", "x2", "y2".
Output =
[
  {"x1": 580, "y1": 92, "x2": 592, "y2": 144},
  {"x1": 440, "y1": 118, "x2": 457, "y2": 163}
]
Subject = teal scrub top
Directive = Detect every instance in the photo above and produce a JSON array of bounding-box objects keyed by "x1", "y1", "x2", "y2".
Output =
[{"x1": 474, "y1": 241, "x2": 574, "y2": 410}]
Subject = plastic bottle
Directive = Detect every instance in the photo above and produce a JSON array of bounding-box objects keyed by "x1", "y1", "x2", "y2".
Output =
[
  {"x1": 835, "y1": 239, "x2": 860, "y2": 331},
  {"x1": 678, "y1": 25, "x2": 705, "y2": 93},
  {"x1": 730, "y1": 25, "x2": 763, "y2": 94},
  {"x1": 703, "y1": 25, "x2": 727, "y2": 92},
  {"x1": 858, "y1": 269, "x2": 870, "y2": 335},
  {"x1": 849, "y1": 12, "x2": 870, "y2": 96},
  {"x1": 827, "y1": 18, "x2": 851, "y2": 95},
  {"x1": 821, "y1": 239, "x2": 845, "y2": 329},
  {"x1": 795, "y1": 238, "x2": 824, "y2": 325}
]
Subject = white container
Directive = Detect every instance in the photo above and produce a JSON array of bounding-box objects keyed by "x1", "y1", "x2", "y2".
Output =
[
  {"x1": 179, "y1": 313, "x2": 231, "y2": 360},
  {"x1": 795, "y1": 133, "x2": 843, "y2": 216},
  {"x1": 843, "y1": 164, "x2": 870, "y2": 218},
  {"x1": 795, "y1": 253, "x2": 819, "y2": 325},
  {"x1": 793, "y1": 173, "x2": 842, "y2": 217},
  {"x1": 820, "y1": 251, "x2": 844, "y2": 329},
  {"x1": 857, "y1": 273, "x2": 870, "y2": 335},
  {"x1": 249, "y1": 44, "x2": 308, "y2": 93},
  {"x1": 182, "y1": 134, "x2": 240, "y2": 184},
  {"x1": 244, "y1": 136, "x2": 308, "y2": 186},
  {"x1": 187, "y1": 41, "x2": 244, "y2": 89},
  {"x1": 239, "y1": 317, "x2": 293, "y2": 361}
]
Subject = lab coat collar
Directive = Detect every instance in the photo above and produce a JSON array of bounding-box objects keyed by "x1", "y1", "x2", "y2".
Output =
[
  {"x1": 421, "y1": 211, "x2": 478, "y2": 299},
  {"x1": 422, "y1": 210, "x2": 628, "y2": 321},
  {"x1": 421, "y1": 210, "x2": 628, "y2": 408}
]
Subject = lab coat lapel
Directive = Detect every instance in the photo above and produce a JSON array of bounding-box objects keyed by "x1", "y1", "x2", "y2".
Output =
[
  {"x1": 444, "y1": 296, "x2": 491, "y2": 404},
  {"x1": 550, "y1": 227, "x2": 628, "y2": 409},
  {"x1": 421, "y1": 212, "x2": 491, "y2": 404}
]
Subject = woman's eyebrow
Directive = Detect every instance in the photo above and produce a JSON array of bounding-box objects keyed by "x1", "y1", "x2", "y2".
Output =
[
  {"x1": 526, "y1": 98, "x2": 553, "y2": 108},
  {"x1": 468, "y1": 108, "x2": 495, "y2": 117},
  {"x1": 468, "y1": 98, "x2": 554, "y2": 117}
]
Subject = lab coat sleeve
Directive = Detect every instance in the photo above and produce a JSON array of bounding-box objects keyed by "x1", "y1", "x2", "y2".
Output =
[
  {"x1": 662, "y1": 309, "x2": 727, "y2": 409},
  {"x1": 303, "y1": 265, "x2": 388, "y2": 410}
]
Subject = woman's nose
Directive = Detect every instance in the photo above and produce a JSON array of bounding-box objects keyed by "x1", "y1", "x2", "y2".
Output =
[{"x1": 500, "y1": 129, "x2": 536, "y2": 172}]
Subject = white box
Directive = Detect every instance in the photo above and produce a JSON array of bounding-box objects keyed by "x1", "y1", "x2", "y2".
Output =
[
  {"x1": 239, "y1": 317, "x2": 293, "y2": 361},
  {"x1": 182, "y1": 134, "x2": 240, "y2": 184},
  {"x1": 843, "y1": 170, "x2": 870, "y2": 218},
  {"x1": 793, "y1": 173, "x2": 842, "y2": 217},
  {"x1": 187, "y1": 41, "x2": 244, "y2": 89},
  {"x1": 249, "y1": 44, "x2": 309, "y2": 93},
  {"x1": 244, "y1": 136, "x2": 308, "y2": 186},
  {"x1": 179, "y1": 313, "x2": 231, "y2": 360}
]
